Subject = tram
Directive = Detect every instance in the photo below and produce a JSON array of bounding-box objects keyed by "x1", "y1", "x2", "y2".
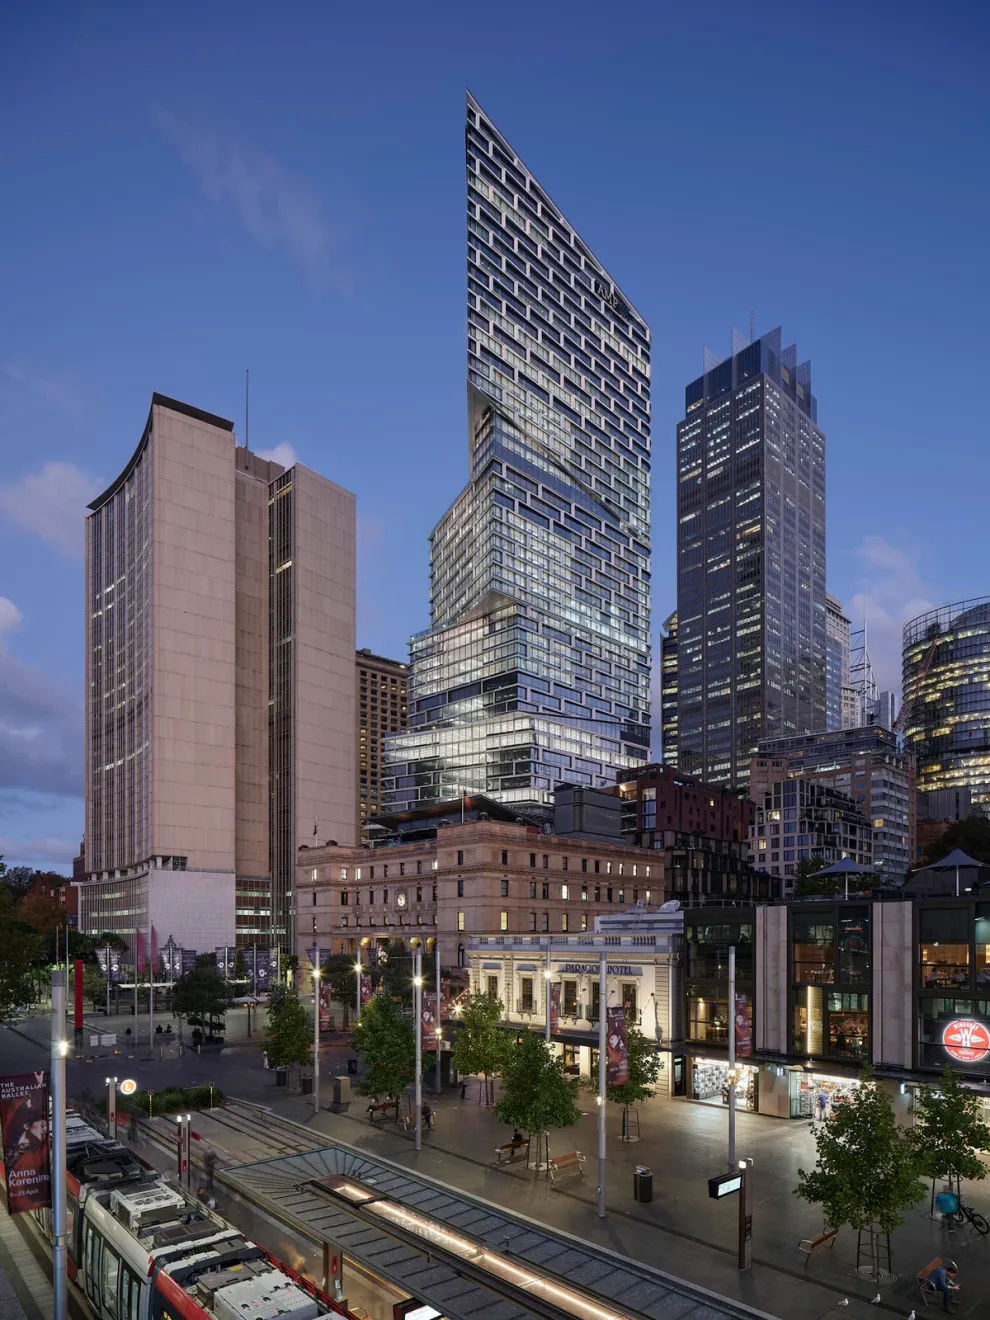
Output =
[{"x1": 6, "y1": 1111, "x2": 350, "y2": 1320}]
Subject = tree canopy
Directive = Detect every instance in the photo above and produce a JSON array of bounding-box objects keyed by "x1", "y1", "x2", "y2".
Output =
[
  {"x1": 172, "y1": 963, "x2": 232, "y2": 1034},
  {"x1": 0, "y1": 887, "x2": 42, "y2": 1024},
  {"x1": 607, "y1": 1027, "x2": 662, "y2": 1108},
  {"x1": 922, "y1": 814, "x2": 990, "y2": 867},
  {"x1": 262, "y1": 986, "x2": 313, "y2": 1071},
  {"x1": 796, "y1": 1067, "x2": 925, "y2": 1236},
  {"x1": 450, "y1": 991, "x2": 512, "y2": 1103},
  {"x1": 792, "y1": 857, "x2": 839, "y2": 898},
  {"x1": 494, "y1": 1031, "x2": 581, "y2": 1136},
  {"x1": 353, "y1": 993, "x2": 417, "y2": 1099},
  {"x1": 910, "y1": 1067, "x2": 990, "y2": 1187},
  {"x1": 320, "y1": 953, "x2": 358, "y2": 1027}
]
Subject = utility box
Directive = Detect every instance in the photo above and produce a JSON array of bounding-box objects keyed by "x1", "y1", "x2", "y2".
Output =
[{"x1": 333, "y1": 1076, "x2": 351, "y2": 1108}]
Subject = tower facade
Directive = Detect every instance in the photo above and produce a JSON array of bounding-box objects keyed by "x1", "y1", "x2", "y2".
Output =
[
  {"x1": 675, "y1": 330, "x2": 826, "y2": 788},
  {"x1": 825, "y1": 593, "x2": 851, "y2": 731},
  {"x1": 383, "y1": 96, "x2": 652, "y2": 813},
  {"x1": 81, "y1": 394, "x2": 355, "y2": 960}
]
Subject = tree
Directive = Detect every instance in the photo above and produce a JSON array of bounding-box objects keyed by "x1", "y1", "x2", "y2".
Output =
[
  {"x1": 910, "y1": 1068, "x2": 990, "y2": 1204},
  {"x1": 0, "y1": 888, "x2": 42, "y2": 1023},
  {"x1": 796, "y1": 1067, "x2": 925, "y2": 1276},
  {"x1": 494, "y1": 1031, "x2": 580, "y2": 1167},
  {"x1": 172, "y1": 964, "x2": 233, "y2": 1038},
  {"x1": 352, "y1": 994, "x2": 417, "y2": 1100},
  {"x1": 607, "y1": 1028, "x2": 662, "y2": 1138},
  {"x1": 321, "y1": 953, "x2": 358, "y2": 1029},
  {"x1": 922, "y1": 814, "x2": 990, "y2": 867},
  {"x1": 450, "y1": 991, "x2": 512, "y2": 1104},
  {"x1": 2, "y1": 865, "x2": 35, "y2": 899},
  {"x1": 262, "y1": 987, "x2": 313, "y2": 1075},
  {"x1": 84, "y1": 964, "x2": 107, "y2": 1011},
  {"x1": 792, "y1": 857, "x2": 837, "y2": 898},
  {"x1": 16, "y1": 894, "x2": 67, "y2": 938}
]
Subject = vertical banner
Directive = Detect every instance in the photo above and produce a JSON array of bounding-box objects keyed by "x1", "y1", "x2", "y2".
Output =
[
  {"x1": 73, "y1": 959, "x2": 84, "y2": 1033},
  {"x1": 319, "y1": 984, "x2": 331, "y2": 1033},
  {"x1": 606, "y1": 1006, "x2": 629, "y2": 1086},
  {"x1": 734, "y1": 993, "x2": 752, "y2": 1058},
  {"x1": 550, "y1": 982, "x2": 561, "y2": 1035},
  {"x1": 421, "y1": 992, "x2": 437, "y2": 1044},
  {"x1": 0, "y1": 1073, "x2": 52, "y2": 1214},
  {"x1": 439, "y1": 979, "x2": 452, "y2": 1019},
  {"x1": 360, "y1": 974, "x2": 373, "y2": 1007},
  {"x1": 135, "y1": 929, "x2": 145, "y2": 976},
  {"x1": 151, "y1": 926, "x2": 159, "y2": 978}
]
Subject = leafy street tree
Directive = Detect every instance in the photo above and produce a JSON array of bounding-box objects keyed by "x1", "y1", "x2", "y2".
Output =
[
  {"x1": 792, "y1": 857, "x2": 837, "y2": 898},
  {"x1": 262, "y1": 987, "x2": 313, "y2": 1077},
  {"x1": 921, "y1": 812, "x2": 990, "y2": 868},
  {"x1": 910, "y1": 1067, "x2": 990, "y2": 1204},
  {"x1": 450, "y1": 991, "x2": 512, "y2": 1104},
  {"x1": 494, "y1": 1031, "x2": 580, "y2": 1167},
  {"x1": 607, "y1": 1027, "x2": 662, "y2": 1138},
  {"x1": 0, "y1": 887, "x2": 42, "y2": 1024},
  {"x1": 16, "y1": 894, "x2": 69, "y2": 938},
  {"x1": 172, "y1": 963, "x2": 233, "y2": 1038},
  {"x1": 796, "y1": 1067, "x2": 925, "y2": 1275},
  {"x1": 321, "y1": 953, "x2": 359, "y2": 1029},
  {"x1": 1, "y1": 865, "x2": 36, "y2": 899},
  {"x1": 353, "y1": 994, "x2": 417, "y2": 1100}
]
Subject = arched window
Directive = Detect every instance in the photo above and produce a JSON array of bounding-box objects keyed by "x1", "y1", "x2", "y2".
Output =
[{"x1": 457, "y1": 943, "x2": 465, "y2": 968}]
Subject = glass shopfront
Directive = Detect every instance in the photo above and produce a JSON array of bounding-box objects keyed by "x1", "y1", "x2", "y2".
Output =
[
  {"x1": 792, "y1": 988, "x2": 869, "y2": 1060},
  {"x1": 919, "y1": 998, "x2": 990, "y2": 1071},
  {"x1": 790, "y1": 905, "x2": 870, "y2": 1062},
  {"x1": 690, "y1": 1057, "x2": 758, "y2": 1111},
  {"x1": 790, "y1": 1071, "x2": 860, "y2": 1120}
]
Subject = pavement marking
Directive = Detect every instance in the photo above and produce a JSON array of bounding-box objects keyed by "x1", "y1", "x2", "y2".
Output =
[{"x1": 0, "y1": 1204, "x2": 52, "y2": 1320}]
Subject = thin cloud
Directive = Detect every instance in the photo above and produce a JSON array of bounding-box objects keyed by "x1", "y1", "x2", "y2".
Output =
[
  {"x1": 3, "y1": 363, "x2": 86, "y2": 423},
  {"x1": 0, "y1": 646, "x2": 82, "y2": 800},
  {"x1": 0, "y1": 834, "x2": 78, "y2": 869},
  {"x1": 155, "y1": 106, "x2": 340, "y2": 291},
  {"x1": 256, "y1": 442, "x2": 299, "y2": 468},
  {"x1": 0, "y1": 461, "x2": 101, "y2": 558},
  {"x1": 845, "y1": 535, "x2": 936, "y2": 695},
  {"x1": 0, "y1": 597, "x2": 23, "y2": 642}
]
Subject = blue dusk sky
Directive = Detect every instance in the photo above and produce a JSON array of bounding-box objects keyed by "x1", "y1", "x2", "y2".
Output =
[{"x1": 1, "y1": 1, "x2": 988, "y2": 871}]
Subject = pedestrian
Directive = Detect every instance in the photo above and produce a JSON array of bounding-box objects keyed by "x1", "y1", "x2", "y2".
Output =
[
  {"x1": 816, "y1": 1089, "x2": 829, "y2": 1121},
  {"x1": 935, "y1": 1185, "x2": 959, "y2": 1233},
  {"x1": 924, "y1": 1260, "x2": 959, "y2": 1312},
  {"x1": 421, "y1": 1103, "x2": 434, "y2": 1130}
]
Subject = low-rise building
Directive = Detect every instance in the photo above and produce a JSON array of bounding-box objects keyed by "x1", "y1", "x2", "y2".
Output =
[{"x1": 747, "y1": 774, "x2": 872, "y2": 889}]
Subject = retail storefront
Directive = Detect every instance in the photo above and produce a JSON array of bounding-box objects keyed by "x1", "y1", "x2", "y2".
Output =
[
  {"x1": 688, "y1": 1057, "x2": 758, "y2": 1111},
  {"x1": 789, "y1": 1070, "x2": 861, "y2": 1120}
]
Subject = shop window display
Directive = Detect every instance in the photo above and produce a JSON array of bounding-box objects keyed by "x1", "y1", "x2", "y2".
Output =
[
  {"x1": 837, "y1": 911, "x2": 870, "y2": 987},
  {"x1": 792, "y1": 917, "x2": 834, "y2": 984},
  {"x1": 791, "y1": 1072, "x2": 860, "y2": 1120},
  {"x1": 827, "y1": 992, "x2": 868, "y2": 1059},
  {"x1": 919, "y1": 908, "x2": 970, "y2": 989},
  {"x1": 687, "y1": 990, "x2": 728, "y2": 1044},
  {"x1": 691, "y1": 1058, "x2": 757, "y2": 1111}
]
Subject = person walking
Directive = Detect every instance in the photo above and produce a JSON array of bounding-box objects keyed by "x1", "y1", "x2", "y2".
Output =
[
  {"x1": 936, "y1": 1185, "x2": 959, "y2": 1234},
  {"x1": 203, "y1": 1149, "x2": 218, "y2": 1194},
  {"x1": 924, "y1": 1260, "x2": 959, "y2": 1312}
]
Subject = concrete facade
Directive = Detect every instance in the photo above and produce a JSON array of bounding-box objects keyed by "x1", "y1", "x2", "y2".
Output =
[{"x1": 356, "y1": 650, "x2": 409, "y2": 834}]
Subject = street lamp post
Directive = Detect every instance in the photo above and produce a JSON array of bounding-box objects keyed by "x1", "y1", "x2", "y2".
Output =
[
  {"x1": 414, "y1": 946, "x2": 423, "y2": 1152},
  {"x1": 355, "y1": 950, "x2": 362, "y2": 1026},
  {"x1": 597, "y1": 950, "x2": 607, "y2": 1219},
  {"x1": 51, "y1": 969, "x2": 68, "y2": 1320},
  {"x1": 313, "y1": 966, "x2": 321, "y2": 1114},
  {"x1": 435, "y1": 938, "x2": 442, "y2": 1096},
  {"x1": 727, "y1": 945, "x2": 736, "y2": 1169},
  {"x1": 544, "y1": 941, "x2": 552, "y2": 1044}
]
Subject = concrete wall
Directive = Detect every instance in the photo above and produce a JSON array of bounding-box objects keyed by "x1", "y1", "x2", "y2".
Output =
[
  {"x1": 873, "y1": 900, "x2": 914, "y2": 1070},
  {"x1": 756, "y1": 904, "x2": 788, "y2": 1055},
  {"x1": 148, "y1": 870, "x2": 236, "y2": 952}
]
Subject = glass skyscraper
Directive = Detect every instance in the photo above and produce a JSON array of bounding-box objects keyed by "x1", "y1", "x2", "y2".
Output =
[
  {"x1": 383, "y1": 95, "x2": 652, "y2": 814},
  {"x1": 675, "y1": 329, "x2": 826, "y2": 789}
]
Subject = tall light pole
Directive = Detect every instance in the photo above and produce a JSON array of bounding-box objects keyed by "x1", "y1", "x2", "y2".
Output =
[
  {"x1": 597, "y1": 950, "x2": 607, "y2": 1219},
  {"x1": 413, "y1": 945, "x2": 423, "y2": 1152},
  {"x1": 51, "y1": 969, "x2": 68, "y2": 1320},
  {"x1": 312, "y1": 965, "x2": 321, "y2": 1113},
  {"x1": 435, "y1": 938, "x2": 442, "y2": 1096},
  {"x1": 355, "y1": 949, "x2": 362, "y2": 1026},
  {"x1": 105, "y1": 942, "x2": 111, "y2": 1019},
  {"x1": 544, "y1": 940, "x2": 552, "y2": 1044},
  {"x1": 727, "y1": 945, "x2": 736, "y2": 1169}
]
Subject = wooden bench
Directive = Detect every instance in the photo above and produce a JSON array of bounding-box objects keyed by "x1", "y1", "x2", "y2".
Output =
[
  {"x1": 797, "y1": 1228, "x2": 838, "y2": 1266},
  {"x1": 367, "y1": 1099, "x2": 399, "y2": 1123},
  {"x1": 494, "y1": 1138, "x2": 530, "y2": 1165},
  {"x1": 917, "y1": 1257, "x2": 959, "y2": 1307},
  {"x1": 548, "y1": 1152, "x2": 585, "y2": 1183}
]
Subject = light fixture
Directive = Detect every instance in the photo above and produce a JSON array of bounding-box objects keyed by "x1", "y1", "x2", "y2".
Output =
[
  {"x1": 413, "y1": 976, "x2": 423, "y2": 988},
  {"x1": 57, "y1": 1041, "x2": 69, "y2": 1058},
  {"x1": 738, "y1": 1160, "x2": 747, "y2": 1171}
]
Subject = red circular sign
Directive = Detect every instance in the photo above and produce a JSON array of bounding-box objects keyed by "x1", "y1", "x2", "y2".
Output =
[{"x1": 942, "y1": 1018, "x2": 990, "y2": 1063}]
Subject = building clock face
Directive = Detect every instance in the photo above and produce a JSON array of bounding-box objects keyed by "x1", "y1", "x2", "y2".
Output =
[{"x1": 395, "y1": 890, "x2": 408, "y2": 909}]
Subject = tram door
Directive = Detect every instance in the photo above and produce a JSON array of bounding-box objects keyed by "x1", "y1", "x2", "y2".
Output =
[{"x1": 84, "y1": 1222, "x2": 102, "y2": 1309}]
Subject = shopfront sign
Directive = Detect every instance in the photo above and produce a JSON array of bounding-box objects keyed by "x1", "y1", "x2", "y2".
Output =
[
  {"x1": 557, "y1": 963, "x2": 642, "y2": 977},
  {"x1": 943, "y1": 1018, "x2": 990, "y2": 1064}
]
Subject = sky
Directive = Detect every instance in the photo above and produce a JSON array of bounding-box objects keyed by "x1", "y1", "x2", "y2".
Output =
[{"x1": 1, "y1": 0, "x2": 988, "y2": 873}]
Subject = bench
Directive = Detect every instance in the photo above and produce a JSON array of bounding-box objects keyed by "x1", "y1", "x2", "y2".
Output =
[
  {"x1": 548, "y1": 1152, "x2": 585, "y2": 1183},
  {"x1": 797, "y1": 1228, "x2": 838, "y2": 1266},
  {"x1": 367, "y1": 1100, "x2": 400, "y2": 1122},
  {"x1": 494, "y1": 1138, "x2": 530, "y2": 1165}
]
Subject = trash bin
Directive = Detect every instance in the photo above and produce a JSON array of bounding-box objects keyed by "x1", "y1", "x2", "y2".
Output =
[
  {"x1": 633, "y1": 1166, "x2": 653, "y2": 1203},
  {"x1": 275, "y1": 1069, "x2": 288, "y2": 1088},
  {"x1": 301, "y1": 1074, "x2": 314, "y2": 1095},
  {"x1": 347, "y1": 1057, "x2": 358, "y2": 1076}
]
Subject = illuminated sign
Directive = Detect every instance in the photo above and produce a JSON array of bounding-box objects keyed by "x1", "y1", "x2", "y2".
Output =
[
  {"x1": 557, "y1": 963, "x2": 642, "y2": 977},
  {"x1": 942, "y1": 1018, "x2": 990, "y2": 1064},
  {"x1": 708, "y1": 1172, "x2": 742, "y2": 1199},
  {"x1": 119, "y1": 1079, "x2": 137, "y2": 1096}
]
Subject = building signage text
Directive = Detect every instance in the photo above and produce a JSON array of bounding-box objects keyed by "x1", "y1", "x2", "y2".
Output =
[
  {"x1": 557, "y1": 963, "x2": 642, "y2": 977},
  {"x1": 943, "y1": 1018, "x2": 990, "y2": 1064}
]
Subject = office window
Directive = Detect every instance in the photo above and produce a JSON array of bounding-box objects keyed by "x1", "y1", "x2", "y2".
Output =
[
  {"x1": 542, "y1": 912, "x2": 549, "y2": 932},
  {"x1": 520, "y1": 976, "x2": 534, "y2": 1011},
  {"x1": 500, "y1": 911, "x2": 508, "y2": 931},
  {"x1": 529, "y1": 912, "x2": 537, "y2": 931},
  {"x1": 581, "y1": 886, "x2": 588, "y2": 901},
  {"x1": 416, "y1": 886, "x2": 422, "y2": 901},
  {"x1": 417, "y1": 860, "x2": 423, "y2": 874},
  {"x1": 500, "y1": 878, "x2": 508, "y2": 897},
  {"x1": 542, "y1": 882, "x2": 549, "y2": 900},
  {"x1": 312, "y1": 892, "x2": 317, "y2": 906},
  {"x1": 457, "y1": 911, "x2": 465, "y2": 931},
  {"x1": 432, "y1": 859, "x2": 438, "y2": 871},
  {"x1": 501, "y1": 850, "x2": 509, "y2": 865},
  {"x1": 581, "y1": 913, "x2": 588, "y2": 932},
  {"x1": 530, "y1": 853, "x2": 537, "y2": 867},
  {"x1": 595, "y1": 861, "x2": 601, "y2": 874},
  {"x1": 400, "y1": 863, "x2": 406, "y2": 876},
  {"x1": 561, "y1": 884, "x2": 569, "y2": 900},
  {"x1": 543, "y1": 854, "x2": 549, "y2": 869},
  {"x1": 486, "y1": 974, "x2": 498, "y2": 999},
  {"x1": 561, "y1": 914, "x2": 569, "y2": 932},
  {"x1": 457, "y1": 850, "x2": 464, "y2": 865},
  {"x1": 562, "y1": 856, "x2": 568, "y2": 871},
  {"x1": 340, "y1": 892, "x2": 348, "y2": 906},
  {"x1": 457, "y1": 879, "x2": 464, "y2": 897},
  {"x1": 529, "y1": 881, "x2": 537, "y2": 898},
  {"x1": 582, "y1": 858, "x2": 588, "y2": 872}
]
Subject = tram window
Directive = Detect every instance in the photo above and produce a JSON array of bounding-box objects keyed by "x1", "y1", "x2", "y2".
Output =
[
  {"x1": 85, "y1": 1225, "x2": 101, "y2": 1301},
  {"x1": 103, "y1": 1246, "x2": 120, "y2": 1317},
  {"x1": 120, "y1": 1266, "x2": 141, "y2": 1319}
]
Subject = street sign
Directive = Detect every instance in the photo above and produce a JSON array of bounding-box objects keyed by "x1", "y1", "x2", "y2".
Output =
[
  {"x1": 708, "y1": 1172, "x2": 742, "y2": 1199},
  {"x1": 119, "y1": 1079, "x2": 137, "y2": 1096}
]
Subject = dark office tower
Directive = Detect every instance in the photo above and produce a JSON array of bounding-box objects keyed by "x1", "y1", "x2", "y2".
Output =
[
  {"x1": 676, "y1": 329, "x2": 826, "y2": 789},
  {"x1": 383, "y1": 95, "x2": 652, "y2": 812},
  {"x1": 660, "y1": 611, "x2": 679, "y2": 767}
]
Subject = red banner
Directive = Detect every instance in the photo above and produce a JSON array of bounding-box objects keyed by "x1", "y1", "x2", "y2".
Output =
[
  {"x1": 0, "y1": 1072, "x2": 51, "y2": 1214},
  {"x1": 319, "y1": 984, "x2": 331, "y2": 1033},
  {"x1": 360, "y1": 974, "x2": 373, "y2": 1007},
  {"x1": 549, "y1": 982, "x2": 560, "y2": 1035},
  {"x1": 734, "y1": 993, "x2": 752, "y2": 1058},
  {"x1": 606, "y1": 1007, "x2": 629, "y2": 1086},
  {"x1": 422, "y1": 992, "x2": 438, "y2": 1044}
]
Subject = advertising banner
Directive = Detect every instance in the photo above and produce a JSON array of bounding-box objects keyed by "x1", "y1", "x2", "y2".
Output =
[
  {"x1": 440, "y1": 979, "x2": 452, "y2": 1019},
  {"x1": 360, "y1": 974, "x2": 373, "y2": 1007},
  {"x1": 319, "y1": 983, "x2": 331, "y2": 1033},
  {"x1": 422, "y1": 992, "x2": 438, "y2": 1044},
  {"x1": 550, "y1": 982, "x2": 561, "y2": 1035},
  {"x1": 0, "y1": 1072, "x2": 51, "y2": 1214},
  {"x1": 734, "y1": 993, "x2": 753, "y2": 1058},
  {"x1": 606, "y1": 1007, "x2": 628, "y2": 1086}
]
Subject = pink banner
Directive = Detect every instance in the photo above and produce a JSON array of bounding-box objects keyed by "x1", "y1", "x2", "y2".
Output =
[
  {"x1": 319, "y1": 984, "x2": 331, "y2": 1033},
  {"x1": 422, "y1": 992, "x2": 438, "y2": 1043},
  {"x1": 734, "y1": 993, "x2": 752, "y2": 1058},
  {"x1": 360, "y1": 974, "x2": 373, "y2": 1007},
  {"x1": 606, "y1": 1006, "x2": 629, "y2": 1086},
  {"x1": 135, "y1": 928, "x2": 145, "y2": 976},
  {"x1": 151, "y1": 925, "x2": 159, "y2": 977},
  {"x1": 0, "y1": 1072, "x2": 51, "y2": 1215}
]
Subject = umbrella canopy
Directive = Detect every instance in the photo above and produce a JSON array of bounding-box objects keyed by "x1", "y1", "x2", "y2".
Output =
[
  {"x1": 813, "y1": 857, "x2": 878, "y2": 876},
  {"x1": 925, "y1": 848, "x2": 982, "y2": 871}
]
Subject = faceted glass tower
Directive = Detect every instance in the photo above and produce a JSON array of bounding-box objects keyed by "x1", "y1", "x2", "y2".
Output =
[
  {"x1": 675, "y1": 329, "x2": 826, "y2": 789},
  {"x1": 383, "y1": 95, "x2": 652, "y2": 814}
]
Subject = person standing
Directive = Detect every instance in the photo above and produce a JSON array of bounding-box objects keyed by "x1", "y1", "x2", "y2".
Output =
[{"x1": 936, "y1": 1185, "x2": 959, "y2": 1233}]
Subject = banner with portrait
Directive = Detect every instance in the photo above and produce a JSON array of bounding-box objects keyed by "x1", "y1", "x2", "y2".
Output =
[
  {"x1": 550, "y1": 982, "x2": 561, "y2": 1035},
  {"x1": 0, "y1": 1072, "x2": 51, "y2": 1214},
  {"x1": 319, "y1": 983, "x2": 331, "y2": 1033},
  {"x1": 606, "y1": 1007, "x2": 628, "y2": 1086},
  {"x1": 734, "y1": 993, "x2": 753, "y2": 1057},
  {"x1": 439, "y1": 979, "x2": 452, "y2": 1019},
  {"x1": 422, "y1": 992, "x2": 438, "y2": 1045}
]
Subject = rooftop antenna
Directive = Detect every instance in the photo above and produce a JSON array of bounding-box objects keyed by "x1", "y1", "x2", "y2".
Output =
[
  {"x1": 749, "y1": 310, "x2": 755, "y2": 343},
  {"x1": 244, "y1": 369, "x2": 250, "y2": 450}
]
